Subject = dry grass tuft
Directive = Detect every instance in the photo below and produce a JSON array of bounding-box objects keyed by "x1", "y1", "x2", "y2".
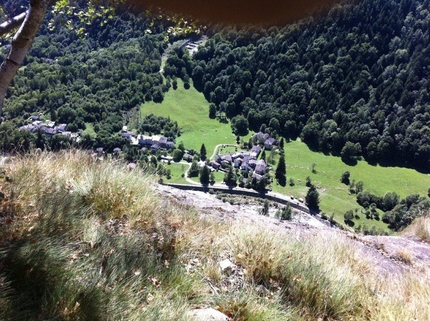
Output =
[
  {"x1": 402, "y1": 216, "x2": 430, "y2": 242},
  {"x1": 396, "y1": 248, "x2": 413, "y2": 265}
]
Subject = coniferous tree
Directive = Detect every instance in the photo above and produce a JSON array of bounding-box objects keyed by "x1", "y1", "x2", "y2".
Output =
[
  {"x1": 275, "y1": 154, "x2": 286, "y2": 186},
  {"x1": 279, "y1": 203, "x2": 292, "y2": 220},
  {"x1": 200, "y1": 143, "x2": 207, "y2": 161},
  {"x1": 224, "y1": 167, "x2": 236, "y2": 186},
  {"x1": 209, "y1": 104, "x2": 216, "y2": 119},
  {"x1": 199, "y1": 165, "x2": 210, "y2": 185},
  {"x1": 256, "y1": 175, "x2": 269, "y2": 191},
  {"x1": 306, "y1": 184, "x2": 320, "y2": 211},
  {"x1": 279, "y1": 137, "x2": 284, "y2": 151}
]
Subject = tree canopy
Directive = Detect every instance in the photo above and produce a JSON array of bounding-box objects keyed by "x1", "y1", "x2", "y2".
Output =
[
  {"x1": 0, "y1": 1, "x2": 185, "y2": 150},
  {"x1": 165, "y1": 0, "x2": 430, "y2": 170},
  {"x1": 4, "y1": 0, "x2": 430, "y2": 173}
]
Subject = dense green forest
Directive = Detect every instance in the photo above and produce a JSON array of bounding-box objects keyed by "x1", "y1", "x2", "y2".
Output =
[
  {"x1": 166, "y1": 0, "x2": 430, "y2": 170},
  {"x1": 2, "y1": 0, "x2": 430, "y2": 170},
  {"x1": 0, "y1": 5, "x2": 174, "y2": 151}
]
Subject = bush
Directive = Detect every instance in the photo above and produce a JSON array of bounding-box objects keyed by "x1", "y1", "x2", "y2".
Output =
[
  {"x1": 279, "y1": 204, "x2": 292, "y2": 220},
  {"x1": 341, "y1": 171, "x2": 350, "y2": 185},
  {"x1": 289, "y1": 178, "x2": 295, "y2": 186}
]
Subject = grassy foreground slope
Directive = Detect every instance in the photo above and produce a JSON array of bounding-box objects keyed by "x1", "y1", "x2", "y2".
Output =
[{"x1": 1, "y1": 151, "x2": 429, "y2": 320}]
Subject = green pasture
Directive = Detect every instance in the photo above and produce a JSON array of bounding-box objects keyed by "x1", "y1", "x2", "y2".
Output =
[
  {"x1": 212, "y1": 170, "x2": 225, "y2": 183},
  {"x1": 140, "y1": 79, "x2": 250, "y2": 152},
  {"x1": 140, "y1": 80, "x2": 430, "y2": 232},
  {"x1": 214, "y1": 145, "x2": 240, "y2": 158},
  {"x1": 163, "y1": 163, "x2": 189, "y2": 184},
  {"x1": 162, "y1": 162, "x2": 225, "y2": 185},
  {"x1": 271, "y1": 139, "x2": 430, "y2": 230}
]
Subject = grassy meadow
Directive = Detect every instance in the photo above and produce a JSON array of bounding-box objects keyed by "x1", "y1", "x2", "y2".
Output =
[
  {"x1": 140, "y1": 79, "x2": 251, "y2": 152},
  {"x1": 164, "y1": 162, "x2": 189, "y2": 184},
  {"x1": 272, "y1": 139, "x2": 430, "y2": 230}
]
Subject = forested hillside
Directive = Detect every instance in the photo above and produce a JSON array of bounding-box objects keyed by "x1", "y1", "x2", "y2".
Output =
[
  {"x1": 0, "y1": 5, "x2": 172, "y2": 151},
  {"x1": 166, "y1": 0, "x2": 430, "y2": 169},
  {"x1": 2, "y1": 0, "x2": 430, "y2": 169}
]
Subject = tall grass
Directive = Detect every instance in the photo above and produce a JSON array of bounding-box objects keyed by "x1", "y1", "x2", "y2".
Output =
[
  {"x1": 1, "y1": 150, "x2": 430, "y2": 320},
  {"x1": 0, "y1": 151, "x2": 198, "y2": 320},
  {"x1": 223, "y1": 227, "x2": 371, "y2": 320}
]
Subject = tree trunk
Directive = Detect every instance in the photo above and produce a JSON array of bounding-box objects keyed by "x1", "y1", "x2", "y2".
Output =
[{"x1": 0, "y1": 0, "x2": 49, "y2": 117}]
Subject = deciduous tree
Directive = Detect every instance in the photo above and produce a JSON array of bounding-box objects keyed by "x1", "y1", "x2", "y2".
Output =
[
  {"x1": 189, "y1": 160, "x2": 199, "y2": 177},
  {"x1": 0, "y1": 0, "x2": 50, "y2": 115}
]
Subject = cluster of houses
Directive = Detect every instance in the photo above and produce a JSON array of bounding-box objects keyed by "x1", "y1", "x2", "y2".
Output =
[
  {"x1": 19, "y1": 116, "x2": 80, "y2": 140},
  {"x1": 213, "y1": 145, "x2": 266, "y2": 169},
  {"x1": 253, "y1": 132, "x2": 277, "y2": 150},
  {"x1": 121, "y1": 128, "x2": 175, "y2": 153},
  {"x1": 136, "y1": 134, "x2": 175, "y2": 152},
  {"x1": 210, "y1": 132, "x2": 278, "y2": 182},
  {"x1": 181, "y1": 36, "x2": 208, "y2": 55}
]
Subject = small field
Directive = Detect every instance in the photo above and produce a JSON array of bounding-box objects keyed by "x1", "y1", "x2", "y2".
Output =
[
  {"x1": 140, "y1": 79, "x2": 248, "y2": 152},
  {"x1": 162, "y1": 162, "x2": 226, "y2": 185},
  {"x1": 163, "y1": 162, "x2": 189, "y2": 184},
  {"x1": 84, "y1": 122, "x2": 96, "y2": 138}
]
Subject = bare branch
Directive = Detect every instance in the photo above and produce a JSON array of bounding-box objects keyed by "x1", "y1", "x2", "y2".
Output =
[{"x1": 0, "y1": 11, "x2": 27, "y2": 37}]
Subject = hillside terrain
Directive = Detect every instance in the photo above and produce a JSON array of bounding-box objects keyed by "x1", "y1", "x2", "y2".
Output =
[
  {"x1": 156, "y1": 184, "x2": 430, "y2": 275},
  {"x1": 2, "y1": 1, "x2": 430, "y2": 319},
  {"x1": 1, "y1": 151, "x2": 430, "y2": 320},
  {"x1": 167, "y1": 0, "x2": 430, "y2": 169},
  {"x1": 2, "y1": 0, "x2": 430, "y2": 168},
  {"x1": 2, "y1": 0, "x2": 430, "y2": 234}
]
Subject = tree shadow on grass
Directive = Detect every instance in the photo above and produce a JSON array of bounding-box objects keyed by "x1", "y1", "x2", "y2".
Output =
[
  {"x1": 377, "y1": 158, "x2": 430, "y2": 175},
  {"x1": 341, "y1": 157, "x2": 358, "y2": 166},
  {"x1": 277, "y1": 176, "x2": 286, "y2": 187},
  {"x1": 344, "y1": 219, "x2": 355, "y2": 227}
]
